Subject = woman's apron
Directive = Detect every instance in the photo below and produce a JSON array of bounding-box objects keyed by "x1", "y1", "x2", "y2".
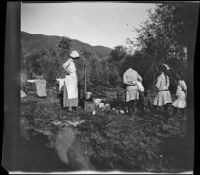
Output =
[{"x1": 63, "y1": 72, "x2": 78, "y2": 107}]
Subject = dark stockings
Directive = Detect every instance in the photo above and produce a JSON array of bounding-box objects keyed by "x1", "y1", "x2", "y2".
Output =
[
  {"x1": 127, "y1": 100, "x2": 137, "y2": 115},
  {"x1": 173, "y1": 107, "x2": 178, "y2": 117},
  {"x1": 163, "y1": 104, "x2": 169, "y2": 121},
  {"x1": 138, "y1": 101, "x2": 145, "y2": 116},
  {"x1": 180, "y1": 108, "x2": 186, "y2": 117},
  {"x1": 68, "y1": 106, "x2": 73, "y2": 111},
  {"x1": 72, "y1": 106, "x2": 77, "y2": 111},
  {"x1": 138, "y1": 93, "x2": 145, "y2": 116},
  {"x1": 173, "y1": 107, "x2": 185, "y2": 119},
  {"x1": 152, "y1": 105, "x2": 157, "y2": 116},
  {"x1": 152, "y1": 104, "x2": 170, "y2": 121}
]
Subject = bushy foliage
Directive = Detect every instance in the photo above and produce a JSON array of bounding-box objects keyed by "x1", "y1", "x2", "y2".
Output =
[
  {"x1": 121, "y1": 2, "x2": 190, "y2": 90},
  {"x1": 89, "y1": 59, "x2": 122, "y2": 87},
  {"x1": 57, "y1": 37, "x2": 72, "y2": 58},
  {"x1": 22, "y1": 37, "x2": 123, "y2": 88},
  {"x1": 23, "y1": 49, "x2": 61, "y2": 85},
  {"x1": 109, "y1": 45, "x2": 127, "y2": 63},
  {"x1": 131, "y1": 3, "x2": 188, "y2": 63}
]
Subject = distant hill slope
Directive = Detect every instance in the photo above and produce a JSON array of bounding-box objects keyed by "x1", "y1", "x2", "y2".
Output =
[{"x1": 21, "y1": 31, "x2": 112, "y2": 59}]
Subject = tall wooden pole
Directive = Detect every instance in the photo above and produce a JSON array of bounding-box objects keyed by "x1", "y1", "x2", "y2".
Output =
[{"x1": 84, "y1": 62, "x2": 87, "y2": 94}]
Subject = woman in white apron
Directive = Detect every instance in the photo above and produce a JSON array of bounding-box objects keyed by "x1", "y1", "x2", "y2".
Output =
[
  {"x1": 62, "y1": 51, "x2": 80, "y2": 112},
  {"x1": 153, "y1": 65, "x2": 172, "y2": 121}
]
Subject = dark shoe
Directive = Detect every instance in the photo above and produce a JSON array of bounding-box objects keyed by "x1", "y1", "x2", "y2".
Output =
[
  {"x1": 67, "y1": 107, "x2": 73, "y2": 113},
  {"x1": 63, "y1": 107, "x2": 68, "y2": 111},
  {"x1": 68, "y1": 108, "x2": 74, "y2": 112},
  {"x1": 72, "y1": 107, "x2": 77, "y2": 111}
]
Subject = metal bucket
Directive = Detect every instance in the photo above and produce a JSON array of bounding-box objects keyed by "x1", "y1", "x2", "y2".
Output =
[{"x1": 85, "y1": 92, "x2": 93, "y2": 101}]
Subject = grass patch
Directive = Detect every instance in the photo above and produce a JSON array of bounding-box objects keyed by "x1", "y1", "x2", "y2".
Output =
[{"x1": 20, "y1": 88, "x2": 189, "y2": 172}]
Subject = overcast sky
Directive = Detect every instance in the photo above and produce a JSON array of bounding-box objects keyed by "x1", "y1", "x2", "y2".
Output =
[{"x1": 21, "y1": 2, "x2": 156, "y2": 49}]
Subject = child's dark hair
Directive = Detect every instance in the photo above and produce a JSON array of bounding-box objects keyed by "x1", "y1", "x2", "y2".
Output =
[
  {"x1": 158, "y1": 64, "x2": 169, "y2": 85},
  {"x1": 177, "y1": 71, "x2": 183, "y2": 81}
]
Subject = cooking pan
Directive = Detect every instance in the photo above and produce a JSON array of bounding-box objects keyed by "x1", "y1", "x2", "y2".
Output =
[{"x1": 85, "y1": 92, "x2": 93, "y2": 101}]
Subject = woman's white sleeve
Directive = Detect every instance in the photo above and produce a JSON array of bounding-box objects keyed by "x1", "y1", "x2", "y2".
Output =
[
  {"x1": 155, "y1": 77, "x2": 161, "y2": 89},
  {"x1": 63, "y1": 60, "x2": 72, "y2": 73},
  {"x1": 63, "y1": 60, "x2": 70, "y2": 69},
  {"x1": 137, "y1": 74, "x2": 143, "y2": 82},
  {"x1": 123, "y1": 73, "x2": 128, "y2": 84}
]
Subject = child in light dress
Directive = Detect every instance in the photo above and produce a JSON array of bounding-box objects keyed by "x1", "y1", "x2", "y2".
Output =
[
  {"x1": 172, "y1": 74, "x2": 187, "y2": 119},
  {"x1": 153, "y1": 65, "x2": 172, "y2": 121}
]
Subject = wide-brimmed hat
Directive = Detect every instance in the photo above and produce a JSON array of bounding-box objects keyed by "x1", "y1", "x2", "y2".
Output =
[
  {"x1": 70, "y1": 50, "x2": 80, "y2": 59},
  {"x1": 163, "y1": 63, "x2": 170, "y2": 70},
  {"x1": 158, "y1": 64, "x2": 167, "y2": 72}
]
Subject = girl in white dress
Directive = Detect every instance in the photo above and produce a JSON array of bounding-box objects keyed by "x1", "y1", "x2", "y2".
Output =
[
  {"x1": 153, "y1": 65, "x2": 172, "y2": 121},
  {"x1": 172, "y1": 74, "x2": 187, "y2": 118}
]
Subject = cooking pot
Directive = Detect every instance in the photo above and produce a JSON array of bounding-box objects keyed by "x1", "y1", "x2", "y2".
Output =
[{"x1": 85, "y1": 92, "x2": 93, "y2": 101}]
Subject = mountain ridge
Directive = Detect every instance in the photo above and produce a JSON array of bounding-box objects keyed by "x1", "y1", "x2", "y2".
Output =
[{"x1": 21, "y1": 31, "x2": 112, "y2": 60}]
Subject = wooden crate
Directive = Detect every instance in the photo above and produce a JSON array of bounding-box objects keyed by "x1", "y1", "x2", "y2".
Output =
[{"x1": 84, "y1": 101, "x2": 96, "y2": 112}]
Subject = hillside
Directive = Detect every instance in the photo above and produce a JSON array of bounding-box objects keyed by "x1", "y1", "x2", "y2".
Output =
[{"x1": 21, "y1": 31, "x2": 112, "y2": 59}]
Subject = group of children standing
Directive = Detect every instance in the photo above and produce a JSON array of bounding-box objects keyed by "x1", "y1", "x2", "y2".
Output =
[{"x1": 123, "y1": 64, "x2": 187, "y2": 122}]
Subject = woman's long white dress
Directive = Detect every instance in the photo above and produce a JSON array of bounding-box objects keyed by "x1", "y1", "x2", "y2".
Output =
[{"x1": 62, "y1": 58, "x2": 78, "y2": 107}]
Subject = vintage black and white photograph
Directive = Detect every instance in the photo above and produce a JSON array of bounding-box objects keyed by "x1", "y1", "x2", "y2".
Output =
[{"x1": 3, "y1": 1, "x2": 199, "y2": 174}]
